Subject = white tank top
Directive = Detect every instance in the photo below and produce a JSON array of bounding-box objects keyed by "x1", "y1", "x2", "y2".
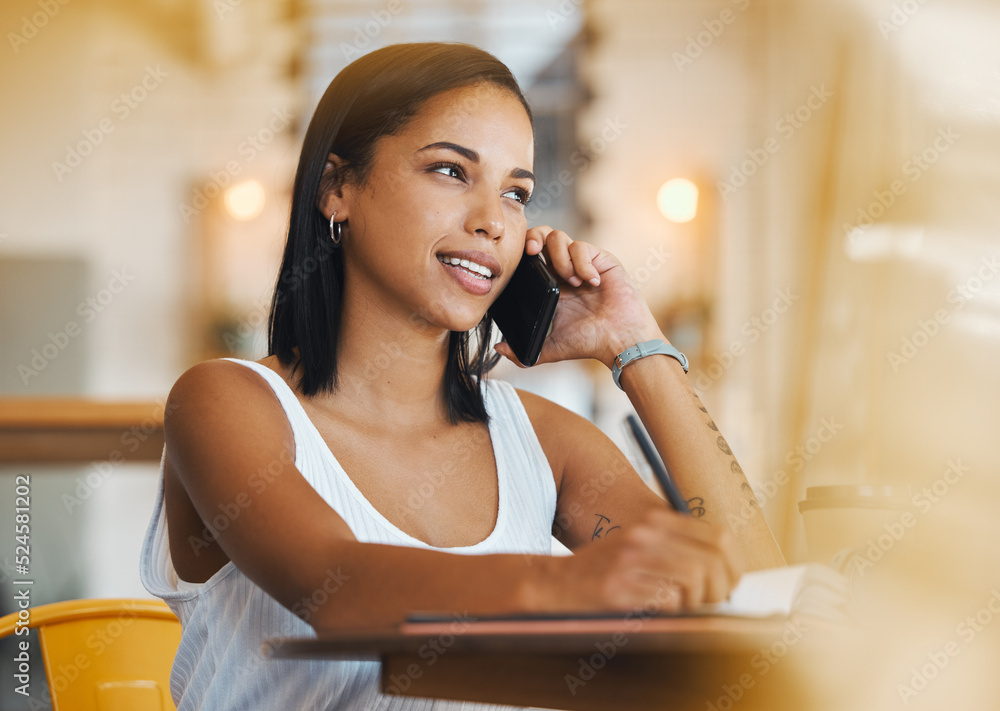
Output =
[{"x1": 140, "y1": 357, "x2": 557, "y2": 710}]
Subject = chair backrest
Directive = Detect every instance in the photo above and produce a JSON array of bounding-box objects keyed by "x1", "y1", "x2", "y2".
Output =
[{"x1": 0, "y1": 598, "x2": 180, "y2": 711}]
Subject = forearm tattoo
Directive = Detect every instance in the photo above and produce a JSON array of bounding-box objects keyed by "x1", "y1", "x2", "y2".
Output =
[
  {"x1": 740, "y1": 482, "x2": 760, "y2": 508},
  {"x1": 691, "y1": 391, "x2": 761, "y2": 515}
]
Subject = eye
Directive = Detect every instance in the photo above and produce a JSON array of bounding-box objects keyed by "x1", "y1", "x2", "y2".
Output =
[
  {"x1": 503, "y1": 187, "x2": 532, "y2": 205},
  {"x1": 429, "y1": 162, "x2": 465, "y2": 180}
]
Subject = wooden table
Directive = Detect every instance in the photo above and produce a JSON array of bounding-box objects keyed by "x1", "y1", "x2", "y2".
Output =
[
  {"x1": 0, "y1": 398, "x2": 166, "y2": 462},
  {"x1": 264, "y1": 613, "x2": 857, "y2": 710}
]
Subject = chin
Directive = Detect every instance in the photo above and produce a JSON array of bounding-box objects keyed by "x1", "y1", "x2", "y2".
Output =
[
  {"x1": 419, "y1": 296, "x2": 492, "y2": 335},
  {"x1": 451, "y1": 316, "x2": 490, "y2": 334},
  {"x1": 438, "y1": 308, "x2": 491, "y2": 335}
]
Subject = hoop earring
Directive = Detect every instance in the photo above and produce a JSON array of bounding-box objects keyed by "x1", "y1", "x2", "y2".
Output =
[{"x1": 329, "y1": 211, "x2": 342, "y2": 246}]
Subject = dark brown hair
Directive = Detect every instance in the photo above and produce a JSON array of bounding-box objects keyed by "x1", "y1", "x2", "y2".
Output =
[{"x1": 267, "y1": 42, "x2": 533, "y2": 423}]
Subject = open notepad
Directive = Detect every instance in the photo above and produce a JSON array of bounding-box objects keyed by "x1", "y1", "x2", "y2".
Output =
[
  {"x1": 700, "y1": 563, "x2": 851, "y2": 620},
  {"x1": 404, "y1": 564, "x2": 851, "y2": 629}
]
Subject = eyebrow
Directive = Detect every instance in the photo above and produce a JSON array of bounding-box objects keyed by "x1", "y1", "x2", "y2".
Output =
[{"x1": 417, "y1": 141, "x2": 535, "y2": 184}]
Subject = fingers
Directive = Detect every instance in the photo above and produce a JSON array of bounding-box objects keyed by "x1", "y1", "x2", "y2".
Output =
[
  {"x1": 524, "y1": 226, "x2": 602, "y2": 288},
  {"x1": 524, "y1": 225, "x2": 551, "y2": 255},
  {"x1": 567, "y1": 241, "x2": 602, "y2": 287},
  {"x1": 609, "y1": 511, "x2": 744, "y2": 611},
  {"x1": 492, "y1": 341, "x2": 525, "y2": 368},
  {"x1": 654, "y1": 511, "x2": 745, "y2": 588}
]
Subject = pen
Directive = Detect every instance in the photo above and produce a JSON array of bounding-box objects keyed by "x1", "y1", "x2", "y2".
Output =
[{"x1": 625, "y1": 414, "x2": 690, "y2": 514}]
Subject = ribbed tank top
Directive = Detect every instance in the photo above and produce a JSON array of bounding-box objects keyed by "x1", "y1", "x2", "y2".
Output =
[{"x1": 140, "y1": 357, "x2": 557, "y2": 710}]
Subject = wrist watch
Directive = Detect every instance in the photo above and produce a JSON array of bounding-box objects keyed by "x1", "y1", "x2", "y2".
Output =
[{"x1": 612, "y1": 339, "x2": 688, "y2": 390}]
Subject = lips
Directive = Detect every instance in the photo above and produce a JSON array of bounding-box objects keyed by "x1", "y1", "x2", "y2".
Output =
[
  {"x1": 436, "y1": 249, "x2": 501, "y2": 296},
  {"x1": 436, "y1": 254, "x2": 494, "y2": 279}
]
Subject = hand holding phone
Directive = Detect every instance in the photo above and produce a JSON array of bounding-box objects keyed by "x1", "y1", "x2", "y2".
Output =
[{"x1": 488, "y1": 253, "x2": 559, "y2": 367}]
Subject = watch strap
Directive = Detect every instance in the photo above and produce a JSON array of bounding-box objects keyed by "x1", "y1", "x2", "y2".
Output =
[{"x1": 612, "y1": 339, "x2": 689, "y2": 390}]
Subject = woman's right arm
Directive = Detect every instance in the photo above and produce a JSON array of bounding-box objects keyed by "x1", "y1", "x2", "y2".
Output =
[{"x1": 165, "y1": 360, "x2": 737, "y2": 632}]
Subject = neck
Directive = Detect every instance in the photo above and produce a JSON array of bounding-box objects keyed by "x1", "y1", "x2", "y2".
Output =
[{"x1": 325, "y1": 284, "x2": 458, "y2": 427}]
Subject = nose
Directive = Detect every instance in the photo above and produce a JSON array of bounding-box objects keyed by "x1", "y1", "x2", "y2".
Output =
[{"x1": 465, "y1": 187, "x2": 505, "y2": 241}]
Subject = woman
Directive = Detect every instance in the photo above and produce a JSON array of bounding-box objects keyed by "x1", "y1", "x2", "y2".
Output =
[{"x1": 141, "y1": 42, "x2": 783, "y2": 709}]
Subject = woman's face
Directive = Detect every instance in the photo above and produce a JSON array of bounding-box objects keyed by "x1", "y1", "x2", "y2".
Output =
[{"x1": 331, "y1": 82, "x2": 535, "y2": 333}]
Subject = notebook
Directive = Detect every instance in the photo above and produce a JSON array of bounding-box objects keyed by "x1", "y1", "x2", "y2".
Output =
[
  {"x1": 403, "y1": 563, "x2": 851, "y2": 629},
  {"x1": 701, "y1": 563, "x2": 851, "y2": 620}
]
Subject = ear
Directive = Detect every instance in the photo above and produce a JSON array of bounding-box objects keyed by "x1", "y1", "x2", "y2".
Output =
[{"x1": 317, "y1": 153, "x2": 351, "y2": 221}]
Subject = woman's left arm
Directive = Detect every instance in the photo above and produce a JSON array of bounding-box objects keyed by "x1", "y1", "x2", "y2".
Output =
[{"x1": 498, "y1": 227, "x2": 785, "y2": 571}]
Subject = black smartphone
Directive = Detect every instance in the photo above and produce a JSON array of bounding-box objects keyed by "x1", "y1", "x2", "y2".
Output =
[{"x1": 488, "y1": 253, "x2": 560, "y2": 367}]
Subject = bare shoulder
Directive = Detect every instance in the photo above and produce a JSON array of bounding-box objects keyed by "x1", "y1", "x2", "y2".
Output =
[
  {"x1": 163, "y1": 357, "x2": 358, "y2": 589},
  {"x1": 168, "y1": 358, "x2": 284, "y2": 407},
  {"x1": 165, "y1": 359, "x2": 295, "y2": 472},
  {"x1": 514, "y1": 387, "x2": 593, "y2": 436}
]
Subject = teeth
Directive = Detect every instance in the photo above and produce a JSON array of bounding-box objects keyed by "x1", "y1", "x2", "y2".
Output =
[{"x1": 438, "y1": 255, "x2": 493, "y2": 278}]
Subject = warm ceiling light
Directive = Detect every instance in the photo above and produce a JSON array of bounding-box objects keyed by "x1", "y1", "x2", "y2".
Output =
[
  {"x1": 657, "y1": 178, "x2": 699, "y2": 223},
  {"x1": 224, "y1": 179, "x2": 266, "y2": 221}
]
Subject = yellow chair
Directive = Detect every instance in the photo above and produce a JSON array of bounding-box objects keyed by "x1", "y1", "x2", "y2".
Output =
[{"x1": 0, "y1": 598, "x2": 181, "y2": 711}]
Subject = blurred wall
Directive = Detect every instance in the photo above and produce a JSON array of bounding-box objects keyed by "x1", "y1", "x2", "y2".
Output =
[
  {"x1": 0, "y1": 0, "x2": 301, "y2": 626},
  {"x1": 580, "y1": 1, "x2": 1000, "y2": 705},
  {"x1": 579, "y1": 0, "x2": 1000, "y2": 555},
  {"x1": 0, "y1": 0, "x2": 300, "y2": 396}
]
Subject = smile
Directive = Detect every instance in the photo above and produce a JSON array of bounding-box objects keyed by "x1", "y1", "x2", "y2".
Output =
[{"x1": 436, "y1": 254, "x2": 494, "y2": 279}]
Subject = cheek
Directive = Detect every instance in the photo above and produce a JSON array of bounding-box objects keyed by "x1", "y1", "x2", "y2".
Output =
[
  {"x1": 506, "y1": 217, "x2": 528, "y2": 254},
  {"x1": 507, "y1": 207, "x2": 528, "y2": 234},
  {"x1": 396, "y1": 196, "x2": 458, "y2": 238}
]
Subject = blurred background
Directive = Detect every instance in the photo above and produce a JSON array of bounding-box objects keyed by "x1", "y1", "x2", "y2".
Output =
[{"x1": 2, "y1": 0, "x2": 999, "y2": 708}]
